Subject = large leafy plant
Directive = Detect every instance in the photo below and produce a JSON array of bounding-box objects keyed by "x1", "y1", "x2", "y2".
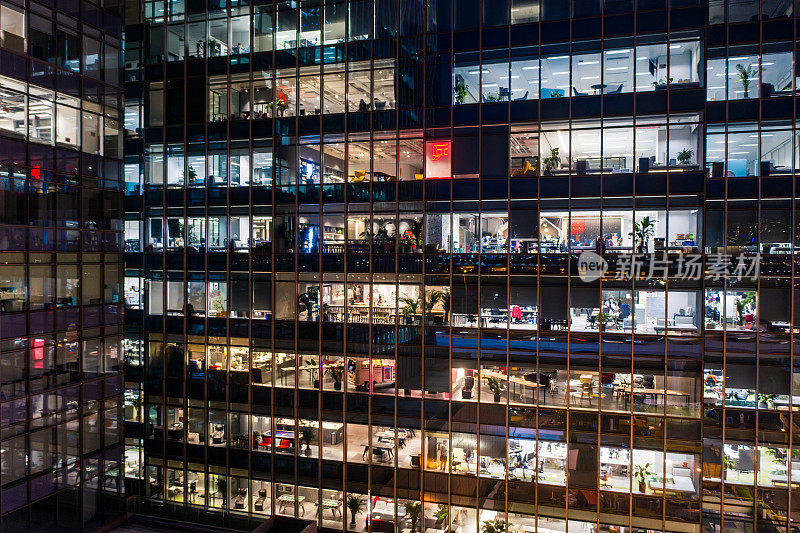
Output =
[
  {"x1": 543, "y1": 147, "x2": 561, "y2": 171},
  {"x1": 630, "y1": 216, "x2": 656, "y2": 253},
  {"x1": 736, "y1": 63, "x2": 759, "y2": 98},
  {"x1": 454, "y1": 81, "x2": 469, "y2": 104},
  {"x1": 345, "y1": 495, "x2": 366, "y2": 526},
  {"x1": 482, "y1": 518, "x2": 506, "y2": 533}
]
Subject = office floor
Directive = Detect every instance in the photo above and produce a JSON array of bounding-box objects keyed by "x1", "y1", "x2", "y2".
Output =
[
  {"x1": 450, "y1": 374, "x2": 699, "y2": 418},
  {"x1": 283, "y1": 364, "x2": 698, "y2": 418},
  {"x1": 267, "y1": 422, "x2": 422, "y2": 470}
]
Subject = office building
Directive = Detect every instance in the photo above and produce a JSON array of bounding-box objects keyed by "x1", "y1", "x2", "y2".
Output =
[
  {"x1": 0, "y1": 0, "x2": 126, "y2": 530},
  {"x1": 121, "y1": 0, "x2": 799, "y2": 532}
]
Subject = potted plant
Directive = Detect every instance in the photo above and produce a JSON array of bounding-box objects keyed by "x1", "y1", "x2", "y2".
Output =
[
  {"x1": 633, "y1": 463, "x2": 653, "y2": 493},
  {"x1": 736, "y1": 63, "x2": 759, "y2": 98},
  {"x1": 735, "y1": 292, "x2": 756, "y2": 326},
  {"x1": 187, "y1": 166, "x2": 198, "y2": 185},
  {"x1": 630, "y1": 216, "x2": 656, "y2": 254},
  {"x1": 651, "y1": 76, "x2": 673, "y2": 89},
  {"x1": 273, "y1": 96, "x2": 287, "y2": 117},
  {"x1": 759, "y1": 393, "x2": 777, "y2": 409},
  {"x1": 454, "y1": 80, "x2": 469, "y2": 104},
  {"x1": 357, "y1": 226, "x2": 371, "y2": 241},
  {"x1": 543, "y1": 147, "x2": 561, "y2": 175},
  {"x1": 300, "y1": 424, "x2": 315, "y2": 456},
  {"x1": 401, "y1": 218, "x2": 423, "y2": 252},
  {"x1": 597, "y1": 312, "x2": 611, "y2": 331},
  {"x1": 487, "y1": 376, "x2": 505, "y2": 403},
  {"x1": 676, "y1": 148, "x2": 694, "y2": 165},
  {"x1": 434, "y1": 504, "x2": 449, "y2": 527},
  {"x1": 723, "y1": 455, "x2": 735, "y2": 477},
  {"x1": 216, "y1": 475, "x2": 227, "y2": 507},
  {"x1": 211, "y1": 297, "x2": 225, "y2": 317},
  {"x1": 305, "y1": 358, "x2": 319, "y2": 388},
  {"x1": 482, "y1": 518, "x2": 506, "y2": 533},
  {"x1": 440, "y1": 290, "x2": 451, "y2": 325},
  {"x1": 373, "y1": 225, "x2": 393, "y2": 252},
  {"x1": 401, "y1": 297, "x2": 421, "y2": 325},
  {"x1": 327, "y1": 362, "x2": 345, "y2": 390},
  {"x1": 297, "y1": 286, "x2": 319, "y2": 321},
  {"x1": 345, "y1": 494, "x2": 366, "y2": 528},
  {"x1": 404, "y1": 501, "x2": 422, "y2": 533},
  {"x1": 424, "y1": 290, "x2": 443, "y2": 324}
]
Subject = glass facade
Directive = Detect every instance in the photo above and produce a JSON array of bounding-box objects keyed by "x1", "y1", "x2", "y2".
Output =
[
  {"x1": 123, "y1": 0, "x2": 800, "y2": 532},
  {"x1": 0, "y1": 0, "x2": 125, "y2": 530}
]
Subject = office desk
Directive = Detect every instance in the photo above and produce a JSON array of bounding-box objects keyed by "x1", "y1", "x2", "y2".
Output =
[
  {"x1": 375, "y1": 430, "x2": 406, "y2": 447},
  {"x1": 361, "y1": 442, "x2": 395, "y2": 462},
  {"x1": 648, "y1": 476, "x2": 695, "y2": 496},
  {"x1": 618, "y1": 387, "x2": 691, "y2": 408},
  {"x1": 478, "y1": 369, "x2": 541, "y2": 401},
  {"x1": 653, "y1": 324, "x2": 699, "y2": 334}
]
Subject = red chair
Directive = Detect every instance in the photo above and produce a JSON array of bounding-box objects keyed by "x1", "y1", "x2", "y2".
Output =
[
  {"x1": 278, "y1": 439, "x2": 291, "y2": 448},
  {"x1": 260, "y1": 437, "x2": 271, "y2": 447}
]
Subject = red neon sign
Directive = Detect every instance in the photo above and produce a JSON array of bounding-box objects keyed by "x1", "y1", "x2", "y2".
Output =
[
  {"x1": 31, "y1": 164, "x2": 41, "y2": 180},
  {"x1": 33, "y1": 338, "x2": 44, "y2": 369},
  {"x1": 430, "y1": 142, "x2": 450, "y2": 161}
]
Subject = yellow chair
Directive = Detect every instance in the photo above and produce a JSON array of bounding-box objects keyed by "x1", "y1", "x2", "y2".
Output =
[
  {"x1": 522, "y1": 160, "x2": 536, "y2": 175},
  {"x1": 414, "y1": 173, "x2": 424, "y2": 180},
  {"x1": 512, "y1": 160, "x2": 537, "y2": 177},
  {"x1": 351, "y1": 170, "x2": 366, "y2": 182}
]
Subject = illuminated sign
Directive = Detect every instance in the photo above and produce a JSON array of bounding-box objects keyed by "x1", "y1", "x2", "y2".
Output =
[
  {"x1": 426, "y1": 141, "x2": 452, "y2": 179},
  {"x1": 33, "y1": 338, "x2": 44, "y2": 370},
  {"x1": 430, "y1": 142, "x2": 450, "y2": 161},
  {"x1": 31, "y1": 165, "x2": 41, "y2": 180}
]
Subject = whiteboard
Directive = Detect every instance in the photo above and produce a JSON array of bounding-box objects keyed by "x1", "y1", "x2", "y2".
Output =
[{"x1": 646, "y1": 293, "x2": 665, "y2": 319}]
